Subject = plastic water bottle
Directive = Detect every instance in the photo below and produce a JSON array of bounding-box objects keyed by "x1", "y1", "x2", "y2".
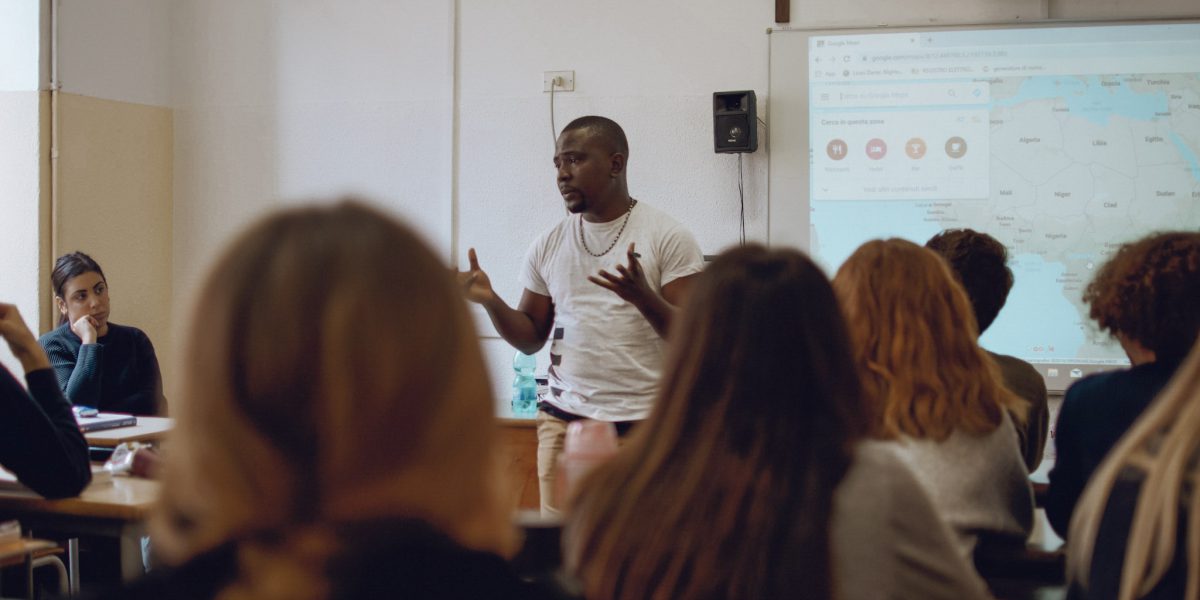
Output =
[{"x1": 512, "y1": 351, "x2": 538, "y2": 417}]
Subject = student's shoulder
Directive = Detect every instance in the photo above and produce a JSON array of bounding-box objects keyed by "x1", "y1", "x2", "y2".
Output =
[
  {"x1": 1061, "y1": 368, "x2": 1127, "y2": 411},
  {"x1": 841, "y1": 441, "x2": 926, "y2": 503},
  {"x1": 633, "y1": 201, "x2": 689, "y2": 231},
  {"x1": 988, "y1": 351, "x2": 1042, "y2": 382},
  {"x1": 631, "y1": 202, "x2": 700, "y2": 256},
  {"x1": 526, "y1": 216, "x2": 574, "y2": 252},
  {"x1": 105, "y1": 323, "x2": 151, "y2": 341},
  {"x1": 38, "y1": 323, "x2": 75, "y2": 349}
]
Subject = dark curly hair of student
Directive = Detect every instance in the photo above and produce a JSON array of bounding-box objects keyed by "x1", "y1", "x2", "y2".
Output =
[
  {"x1": 925, "y1": 229, "x2": 1013, "y2": 334},
  {"x1": 1082, "y1": 231, "x2": 1200, "y2": 363}
]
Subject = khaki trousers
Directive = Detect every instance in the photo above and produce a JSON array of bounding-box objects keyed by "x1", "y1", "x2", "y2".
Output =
[{"x1": 535, "y1": 411, "x2": 569, "y2": 517}]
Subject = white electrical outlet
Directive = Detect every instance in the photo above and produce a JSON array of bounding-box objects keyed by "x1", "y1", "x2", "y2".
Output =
[{"x1": 543, "y1": 70, "x2": 575, "y2": 92}]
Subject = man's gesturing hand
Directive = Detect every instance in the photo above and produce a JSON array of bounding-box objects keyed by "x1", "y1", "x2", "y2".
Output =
[
  {"x1": 456, "y1": 248, "x2": 497, "y2": 305},
  {"x1": 588, "y1": 243, "x2": 656, "y2": 308}
]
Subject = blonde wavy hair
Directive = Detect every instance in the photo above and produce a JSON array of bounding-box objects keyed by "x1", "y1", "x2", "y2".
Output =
[
  {"x1": 1068, "y1": 338, "x2": 1200, "y2": 599},
  {"x1": 152, "y1": 201, "x2": 515, "y2": 600},
  {"x1": 832, "y1": 238, "x2": 1025, "y2": 441}
]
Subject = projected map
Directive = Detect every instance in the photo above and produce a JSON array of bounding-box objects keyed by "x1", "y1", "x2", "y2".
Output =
[{"x1": 806, "y1": 24, "x2": 1200, "y2": 385}]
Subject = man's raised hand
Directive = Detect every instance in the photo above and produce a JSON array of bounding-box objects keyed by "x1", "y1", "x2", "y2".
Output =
[
  {"x1": 588, "y1": 243, "x2": 656, "y2": 308},
  {"x1": 0, "y1": 303, "x2": 50, "y2": 372},
  {"x1": 456, "y1": 247, "x2": 497, "y2": 305}
]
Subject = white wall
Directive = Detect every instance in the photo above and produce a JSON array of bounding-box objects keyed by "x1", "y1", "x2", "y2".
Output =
[
  {"x1": 0, "y1": 0, "x2": 46, "y2": 376},
  {"x1": 159, "y1": 0, "x2": 1200, "y2": 413},
  {"x1": 57, "y1": 0, "x2": 171, "y2": 107},
  {"x1": 0, "y1": 93, "x2": 46, "y2": 377},
  {"x1": 169, "y1": 0, "x2": 453, "y2": 308},
  {"x1": 1050, "y1": 0, "x2": 1200, "y2": 19},
  {"x1": 791, "y1": 0, "x2": 1045, "y2": 26},
  {"x1": 0, "y1": 0, "x2": 42, "y2": 91}
]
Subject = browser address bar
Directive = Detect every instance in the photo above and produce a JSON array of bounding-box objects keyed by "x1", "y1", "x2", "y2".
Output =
[{"x1": 812, "y1": 82, "x2": 989, "y2": 109}]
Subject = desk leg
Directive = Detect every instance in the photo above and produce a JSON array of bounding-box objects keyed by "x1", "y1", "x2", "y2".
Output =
[
  {"x1": 119, "y1": 536, "x2": 144, "y2": 582},
  {"x1": 68, "y1": 538, "x2": 79, "y2": 597},
  {"x1": 25, "y1": 552, "x2": 34, "y2": 600}
]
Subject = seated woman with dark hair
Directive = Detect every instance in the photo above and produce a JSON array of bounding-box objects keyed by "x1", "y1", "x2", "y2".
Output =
[
  {"x1": 1047, "y1": 231, "x2": 1200, "y2": 539},
  {"x1": 0, "y1": 303, "x2": 91, "y2": 498},
  {"x1": 832, "y1": 238, "x2": 1033, "y2": 559},
  {"x1": 38, "y1": 252, "x2": 163, "y2": 415},
  {"x1": 92, "y1": 201, "x2": 558, "y2": 600},
  {"x1": 1066, "y1": 338, "x2": 1200, "y2": 600},
  {"x1": 566, "y1": 245, "x2": 989, "y2": 600}
]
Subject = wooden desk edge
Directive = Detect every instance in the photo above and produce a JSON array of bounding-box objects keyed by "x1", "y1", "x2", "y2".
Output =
[
  {"x1": 499, "y1": 417, "x2": 537, "y2": 428},
  {"x1": 0, "y1": 538, "x2": 56, "y2": 559},
  {"x1": 0, "y1": 477, "x2": 159, "y2": 522}
]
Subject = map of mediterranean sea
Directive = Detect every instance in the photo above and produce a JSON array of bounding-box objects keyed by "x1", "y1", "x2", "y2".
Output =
[{"x1": 811, "y1": 73, "x2": 1200, "y2": 366}]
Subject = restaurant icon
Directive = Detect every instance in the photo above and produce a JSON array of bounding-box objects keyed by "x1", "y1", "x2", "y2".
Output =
[{"x1": 826, "y1": 139, "x2": 848, "y2": 161}]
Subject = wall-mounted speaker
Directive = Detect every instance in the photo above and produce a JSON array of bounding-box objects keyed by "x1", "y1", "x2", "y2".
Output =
[{"x1": 713, "y1": 90, "x2": 758, "y2": 154}]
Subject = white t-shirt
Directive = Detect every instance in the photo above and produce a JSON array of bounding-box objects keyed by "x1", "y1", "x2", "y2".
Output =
[{"x1": 519, "y1": 201, "x2": 703, "y2": 421}]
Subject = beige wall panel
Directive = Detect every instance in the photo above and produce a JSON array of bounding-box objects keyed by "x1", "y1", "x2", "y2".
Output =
[{"x1": 54, "y1": 92, "x2": 174, "y2": 404}]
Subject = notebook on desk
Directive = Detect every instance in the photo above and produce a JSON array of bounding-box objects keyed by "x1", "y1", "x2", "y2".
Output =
[{"x1": 75, "y1": 412, "x2": 138, "y2": 433}]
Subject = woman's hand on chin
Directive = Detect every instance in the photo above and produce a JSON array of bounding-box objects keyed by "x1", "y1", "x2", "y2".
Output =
[{"x1": 72, "y1": 314, "x2": 100, "y2": 345}]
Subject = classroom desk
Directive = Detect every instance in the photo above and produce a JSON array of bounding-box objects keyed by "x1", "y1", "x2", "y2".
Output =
[
  {"x1": 84, "y1": 417, "x2": 174, "y2": 448},
  {"x1": 0, "y1": 537, "x2": 59, "y2": 598},
  {"x1": 0, "y1": 476, "x2": 159, "y2": 593}
]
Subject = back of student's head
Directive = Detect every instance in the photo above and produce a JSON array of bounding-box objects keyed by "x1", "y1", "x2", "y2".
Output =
[
  {"x1": 832, "y1": 238, "x2": 1021, "y2": 441},
  {"x1": 1083, "y1": 231, "x2": 1200, "y2": 363},
  {"x1": 568, "y1": 244, "x2": 870, "y2": 600},
  {"x1": 1068, "y1": 337, "x2": 1200, "y2": 599},
  {"x1": 925, "y1": 228, "x2": 1013, "y2": 334},
  {"x1": 153, "y1": 200, "x2": 513, "y2": 599}
]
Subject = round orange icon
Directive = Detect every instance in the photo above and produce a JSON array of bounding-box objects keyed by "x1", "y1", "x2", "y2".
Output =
[
  {"x1": 826, "y1": 139, "x2": 848, "y2": 161},
  {"x1": 865, "y1": 138, "x2": 887, "y2": 160},
  {"x1": 905, "y1": 137, "x2": 927, "y2": 159},
  {"x1": 945, "y1": 136, "x2": 968, "y2": 159}
]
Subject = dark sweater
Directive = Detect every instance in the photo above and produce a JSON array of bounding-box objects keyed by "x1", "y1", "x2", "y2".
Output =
[
  {"x1": 990, "y1": 350, "x2": 1050, "y2": 471},
  {"x1": 87, "y1": 519, "x2": 569, "y2": 600},
  {"x1": 0, "y1": 366, "x2": 92, "y2": 498},
  {"x1": 39, "y1": 322, "x2": 163, "y2": 415},
  {"x1": 1046, "y1": 358, "x2": 1182, "y2": 538},
  {"x1": 1067, "y1": 466, "x2": 1189, "y2": 600}
]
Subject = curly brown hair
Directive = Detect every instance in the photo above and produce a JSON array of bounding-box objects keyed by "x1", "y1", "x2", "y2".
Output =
[{"x1": 1083, "y1": 231, "x2": 1200, "y2": 362}]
